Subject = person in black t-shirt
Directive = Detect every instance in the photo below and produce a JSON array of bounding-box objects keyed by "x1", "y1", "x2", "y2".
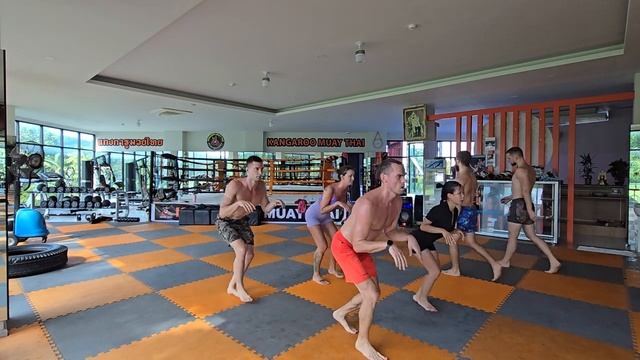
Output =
[{"x1": 410, "y1": 181, "x2": 464, "y2": 312}]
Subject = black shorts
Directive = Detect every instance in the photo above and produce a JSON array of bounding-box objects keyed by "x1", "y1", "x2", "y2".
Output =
[
  {"x1": 507, "y1": 198, "x2": 535, "y2": 225},
  {"x1": 410, "y1": 229, "x2": 440, "y2": 252},
  {"x1": 216, "y1": 217, "x2": 255, "y2": 245}
]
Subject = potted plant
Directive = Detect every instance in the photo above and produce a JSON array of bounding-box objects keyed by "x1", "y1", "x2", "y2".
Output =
[
  {"x1": 579, "y1": 153, "x2": 594, "y2": 185},
  {"x1": 607, "y1": 158, "x2": 629, "y2": 186}
]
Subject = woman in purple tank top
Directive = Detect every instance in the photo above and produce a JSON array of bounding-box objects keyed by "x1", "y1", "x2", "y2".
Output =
[{"x1": 305, "y1": 165, "x2": 355, "y2": 285}]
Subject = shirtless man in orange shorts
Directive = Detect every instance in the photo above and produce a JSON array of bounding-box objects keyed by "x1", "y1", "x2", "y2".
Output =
[{"x1": 331, "y1": 158, "x2": 421, "y2": 360}]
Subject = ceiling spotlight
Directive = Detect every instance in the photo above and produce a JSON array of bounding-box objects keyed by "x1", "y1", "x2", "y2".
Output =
[
  {"x1": 228, "y1": 82, "x2": 237, "y2": 87},
  {"x1": 354, "y1": 41, "x2": 365, "y2": 63},
  {"x1": 407, "y1": 23, "x2": 419, "y2": 30},
  {"x1": 261, "y1": 71, "x2": 270, "y2": 88},
  {"x1": 354, "y1": 41, "x2": 365, "y2": 64}
]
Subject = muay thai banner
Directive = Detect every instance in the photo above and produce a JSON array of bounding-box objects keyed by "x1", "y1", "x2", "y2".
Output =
[
  {"x1": 264, "y1": 202, "x2": 346, "y2": 224},
  {"x1": 95, "y1": 131, "x2": 183, "y2": 151},
  {"x1": 263, "y1": 132, "x2": 386, "y2": 152}
]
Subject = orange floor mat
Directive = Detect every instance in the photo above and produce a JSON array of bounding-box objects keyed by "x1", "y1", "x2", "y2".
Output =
[
  {"x1": 152, "y1": 233, "x2": 214, "y2": 248},
  {"x1": 89, "y1": 319, "x2": 262, "y2": 360},
  {"x1": 285, "y1": 279, "x2": 397, "y2": 309},
  {"x1": 405, "y1": 274, "x2": 513, "y2": 313},
  {"x1": 201, "y1": 251, "x2": 282, "y2": 272},
  {"x1": 518, "y1": 270, "x2": 628, "y2": 309},
  {"x1": 160, "y1": 274, "x2": 276, "y2": 318},
  {"x1": 56, "y1": 223, "x2": 113, "y2": 233},
  {"x1": 107, "y1": 249, "x2": 191, "y2": 273},
  {"x1": 78, "y1": 233, "x2": 145, "y2": 248},
  {"x1": 463, "y1": 315, "x2": 634, "y2": 360},
  {"x1": 28, "y1": 274, "x2": 152, "y2": 320},
  {"x1": 276, "y1": 324, "x2": 455, "y2": 360},
  {"x1": 0, "y1": 324, "x2": 58, "y2": 360}
]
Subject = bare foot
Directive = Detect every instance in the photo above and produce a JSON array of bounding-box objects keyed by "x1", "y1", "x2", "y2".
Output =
[
  {"x1": 442, "y1": 268, "x2": 460, "y2": 277},
  {"x1": 491, "y1": 262, "x2": 503, "y2": 281},
  {"x1": 412, "y1": 295, "x2": 438, "y2": 312},
  {"x1": 228, "y1": 286, "x2": 253, "y2": 302},
  {"x1": 498, "y1": 259, "x2": 510, "y2": 268},
  {"x1": 333, "y1": 309, "x2": 358, "y2": 334},
  {"x1": 313, "y1": 274, "x2": 330, "y2": 285},
  {"x1": 328, "y1": 268, "x2": 344, "y2": 278},
  {"x1": 355, "y1": 338, "x2": 387, "y2": 360},
  {"x1": 545, "y1": 261, "x2": 562, "y2": 274}
]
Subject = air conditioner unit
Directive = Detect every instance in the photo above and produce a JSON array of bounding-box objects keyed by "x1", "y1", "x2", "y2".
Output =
[
  {"x1": 544, "y1": 108, "x2": 609, "y2": 127},
  {"x1": 150, "y1": 107, "x2": 193, "y2": 117}
]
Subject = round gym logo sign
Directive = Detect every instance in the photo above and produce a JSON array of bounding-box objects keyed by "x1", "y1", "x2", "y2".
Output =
[{"x1": 207, "y1": 133, "x2": 225, "y2": 150}]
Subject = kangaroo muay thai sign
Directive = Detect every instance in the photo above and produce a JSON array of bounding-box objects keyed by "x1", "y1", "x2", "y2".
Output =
[{"x1": 263, "y1": 132, "x2": 386, "y2": 152}]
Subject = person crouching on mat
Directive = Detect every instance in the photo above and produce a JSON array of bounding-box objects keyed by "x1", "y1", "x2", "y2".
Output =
[
  {"x1": 443, "y1": 151, "x2": 502, "y2": 281},
  {"x1": 410, "y1": 180, "x2": 464, "y2": 312},
  {"x1": 305, "y1": 165, "x2": 355, "y2": 284}
]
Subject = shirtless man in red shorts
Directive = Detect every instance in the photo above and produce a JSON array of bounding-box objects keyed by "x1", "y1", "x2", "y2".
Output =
[{"x1": 331, "y1": 158, "x2": 421, "y2": 360}]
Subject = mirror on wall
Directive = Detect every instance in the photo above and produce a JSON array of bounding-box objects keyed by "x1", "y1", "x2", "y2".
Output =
[{"x1": 1, "y1": 49, "x2": 8, "y2": 335}]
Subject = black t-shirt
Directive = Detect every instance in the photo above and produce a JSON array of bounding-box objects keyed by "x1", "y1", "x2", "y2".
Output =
[{"x1": 412, "y1": 202, "x2": 458, "y2": 243}]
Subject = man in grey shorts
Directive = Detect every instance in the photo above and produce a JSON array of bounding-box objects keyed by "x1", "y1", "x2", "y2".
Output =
[{"x1": 217, "y1": 156, "x2": 284, "y2": 302}]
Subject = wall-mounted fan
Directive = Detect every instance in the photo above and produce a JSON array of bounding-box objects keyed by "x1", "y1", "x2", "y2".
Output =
[{"x1": 8, "y1": 142, "x2": 45, "y2": 191}]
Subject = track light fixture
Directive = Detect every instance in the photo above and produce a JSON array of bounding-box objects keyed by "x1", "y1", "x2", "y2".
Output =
[
  {"x1": 354, "y1": 41, "x2": 365, "y2": 63},
  {"x1": 261, "y1": 71, "x2": 270, "y2": 87}
]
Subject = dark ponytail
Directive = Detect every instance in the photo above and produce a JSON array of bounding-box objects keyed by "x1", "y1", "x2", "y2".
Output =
[
  {"x1": 441, "y1": 181, "x2": 462, "y2": 203},
  {"x1": 337, "y1": 165, "x2": 355, "y2": 179}
]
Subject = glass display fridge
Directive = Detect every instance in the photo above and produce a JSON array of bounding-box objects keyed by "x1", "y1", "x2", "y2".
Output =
[
  {"x1": 422, "y1": 158, "x2": 447, "y2": 213},
  {"x1": 477, "y1": 180, "x2": 560, "y2": 244}
]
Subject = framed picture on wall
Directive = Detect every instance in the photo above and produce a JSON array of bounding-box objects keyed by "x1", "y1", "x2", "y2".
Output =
[{"x1": 403, "y1": 105, "x2": 427, "y2": 141}]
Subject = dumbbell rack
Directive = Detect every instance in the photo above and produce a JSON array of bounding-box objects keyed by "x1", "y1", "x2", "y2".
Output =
[{"x1": 30, "y1": 189, "x2": 121, "y2": 220}]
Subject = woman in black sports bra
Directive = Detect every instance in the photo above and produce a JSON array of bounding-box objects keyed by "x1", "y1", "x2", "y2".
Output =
[{"x1": 409, "y1": 181, "x2": 464, "y2": 312}]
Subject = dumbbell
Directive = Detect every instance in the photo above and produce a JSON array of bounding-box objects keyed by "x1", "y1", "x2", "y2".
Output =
[
  {"x1": 40, "y1": 200, "x2": 49, "y2": 208},
  {"x1": 37, "y1": 183, "x2": 47, "y2": 192},
  {"x1": 48, "y1": 186, "x2": 57, "y2": 193},
  {"x1": 62, "y1": 196, "x2": 71, "y2": 208},
  {"x1": 56, "y1": 186, "x2": 66, "y2": 193},
  {"x1": 102, "y1": 199, "x2": 111, "y2": 208},
  {"x1": 47, "y1": 195, "x2": 58, "y2": 208}
]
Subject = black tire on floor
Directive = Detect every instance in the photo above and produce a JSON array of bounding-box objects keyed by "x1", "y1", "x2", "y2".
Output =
[{"x1": 8, "y1": 244, "x2": 68, "y2": 278}]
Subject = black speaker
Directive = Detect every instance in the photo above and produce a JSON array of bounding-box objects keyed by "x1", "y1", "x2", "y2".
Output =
[
  {"x1": 125, "y1": 162, "x2": 137, "y2": 192},
  {"x1": 346, "y1": 153, "x2": 364, "y2": 201},
  {"x1": 413, "y1": 195, "x2": 424, "y2": 223},
  {"x1": 81, "y1": 160, "x2": 93, "y2": 190},
  {"x1": 398, "y1": 196, "x2": 414, "y2": 227}
]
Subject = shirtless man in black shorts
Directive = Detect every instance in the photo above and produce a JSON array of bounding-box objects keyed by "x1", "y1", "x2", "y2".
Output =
[
  {"x1": 498, "y1": 147, "x2": 561, "y2": 273},
  {"x1": 217, "y1": 156, "x2": 284, "y2": 302}
]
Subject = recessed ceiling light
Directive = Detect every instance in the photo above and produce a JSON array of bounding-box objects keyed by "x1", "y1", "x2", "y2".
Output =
[
  {"x1": 228, "y1": 82, "x2": 237, "y2": 87},
  {"x1": 511, "y1": 95, "x2": 519, "y2": 98},
  {"x1": 43, "y1": 56, "x2": 56, "y2": 61},
  {"x1": 407, "y1": 23, "x2": 419, "y2": 30},
  {"x1": 316, "y1": 54, "x2": 329, "y2": 59}
]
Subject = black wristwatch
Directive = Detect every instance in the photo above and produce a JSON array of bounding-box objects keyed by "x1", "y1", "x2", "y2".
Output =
[{"x1": 386, "y1": 240, "x2": 394, "y2": 250}]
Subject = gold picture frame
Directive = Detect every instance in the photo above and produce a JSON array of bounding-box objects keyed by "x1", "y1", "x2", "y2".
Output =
[{"x1": 403, "y1": 105, "x2": 427, "y2": 141}]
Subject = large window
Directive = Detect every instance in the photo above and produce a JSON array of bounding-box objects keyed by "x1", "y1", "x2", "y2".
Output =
[
  {"x1": 407, "y1": 142, "x2": 424, "y2": 194},
  {"x1": 437, "y1": 141, "x2": 475, "y2": 176},
  {"x1": 630, "y1": 131, "x2": 640, "y2": 203},
  {"x1": 16, "y1": 121, "x2": 95, "y2": 187}
]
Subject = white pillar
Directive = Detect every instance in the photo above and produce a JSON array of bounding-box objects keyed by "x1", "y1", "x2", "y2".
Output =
[{"x1": 634, "y1": 73, "x2": 640, "y2": 125}]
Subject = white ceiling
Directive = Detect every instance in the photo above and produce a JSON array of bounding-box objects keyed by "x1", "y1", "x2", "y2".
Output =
[{"x1": 1, "y1": 0, "x2": 638, "y2": 137}]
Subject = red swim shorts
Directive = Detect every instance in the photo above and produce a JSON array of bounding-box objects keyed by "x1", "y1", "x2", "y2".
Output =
[{"x1": 331, "y1": 230, "x2": 377, "y2": 284}]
